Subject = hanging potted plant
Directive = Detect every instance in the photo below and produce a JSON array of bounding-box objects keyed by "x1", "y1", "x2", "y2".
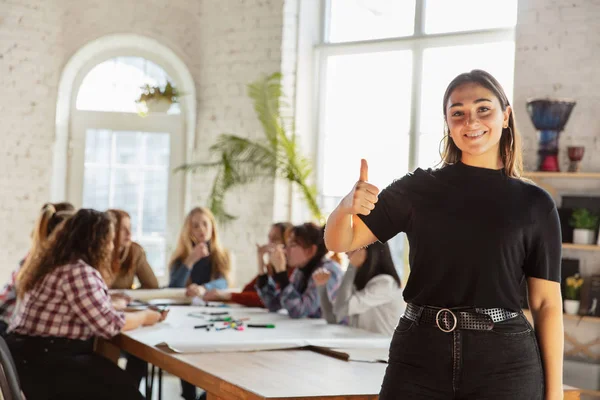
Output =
[
  {"x1": 569, "y1": 208, "x2": 599, "y2": 245},
  {"x1": 564, "y1": 273, "x2": 583, "y2": 315},
  {"x1": 136, "y1": 81, "x2": 179, "y2": 115}
]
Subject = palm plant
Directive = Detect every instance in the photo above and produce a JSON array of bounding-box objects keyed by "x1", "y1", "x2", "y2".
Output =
[{"x1": 175, "y1": 72, "x2": 323, "y2": 224}]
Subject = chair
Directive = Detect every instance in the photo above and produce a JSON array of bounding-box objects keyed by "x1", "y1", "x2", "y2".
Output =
[{"x1": 0, "y1": 335, "x2": 22, "y2": 400}]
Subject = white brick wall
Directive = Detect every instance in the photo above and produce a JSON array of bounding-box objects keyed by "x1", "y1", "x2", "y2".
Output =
[
  {"x1": 515, "y1": 0, "x2": 600, "y2": 352},
  {"x1": 515, "y1": 0, "x2": 600, "y2": 173},
  {"x1": 0, "y1": 0, "x2": 290, "y2": 287}
]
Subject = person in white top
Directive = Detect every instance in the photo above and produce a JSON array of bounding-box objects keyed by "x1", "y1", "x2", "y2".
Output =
[{"x1": 314, "y1": 241, "x2": 404, "y2": 336}]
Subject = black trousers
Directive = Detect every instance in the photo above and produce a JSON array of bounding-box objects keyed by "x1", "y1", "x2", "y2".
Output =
[
  {"x1": 6, "y1": 334, "x2": 144, "y2": 400},
  {"x1": 380, "y1": 313, "x2": 544, "y2": 399}
]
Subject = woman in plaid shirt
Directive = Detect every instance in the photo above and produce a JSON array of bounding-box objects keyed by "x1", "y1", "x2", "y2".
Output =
[
  {"x1": 256, "y1": 223, "x2": 342, "y2": 318},
  {"x1": 6, "y1": 209, "x2": 167, "y2": 400}
]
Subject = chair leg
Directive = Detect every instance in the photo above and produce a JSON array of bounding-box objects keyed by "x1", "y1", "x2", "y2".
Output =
[
  {"x1": 146, "y1": 364, "x2": 156, "y2": 399},
  {"x1": 158, "y1": 368, "x2": 163, "y2": 400}
]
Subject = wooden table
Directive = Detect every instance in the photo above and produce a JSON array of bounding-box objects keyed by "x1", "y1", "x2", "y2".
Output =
[
  {"x1": 97, "y1": 333, "x2": 583, "y2": 400},
  {"x1": 97, "y1": 334, "x2": 386, "y2": 400}
]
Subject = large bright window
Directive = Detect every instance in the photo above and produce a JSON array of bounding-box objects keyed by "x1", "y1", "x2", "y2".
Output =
[
  {"x1": 317, "y1": 0, "x2": 517, "y2": 272},
  {"x1": 68, "y1": 56, "x2": 186, "y2": 280},
  {"x1": 82, "y1": 129, "x2": 170, "y2": 275}
]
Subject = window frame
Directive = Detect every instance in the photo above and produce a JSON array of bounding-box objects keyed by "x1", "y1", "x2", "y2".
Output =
[
  {"x1": 311, "y1": 0, "x2": 517, "y2": 277},
  {"x1": 67, "y1": 54, "x2": 187, "y2": 281},
  {"x1": 316, "y1": 0, "x2": 515, "y2": 184}
]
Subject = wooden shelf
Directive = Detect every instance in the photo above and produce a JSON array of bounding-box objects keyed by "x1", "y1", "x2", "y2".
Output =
[
  {"x1": 562, "y1": 243, "x2": 600, "y2": 251},
  {"x1": 524, "y1": 171, "x2": 600, "y2": 179}
]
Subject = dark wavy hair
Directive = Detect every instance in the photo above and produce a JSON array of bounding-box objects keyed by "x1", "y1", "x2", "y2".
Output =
[
  {"x1": 441, "y1": 69, "x2": 523, "y2": 178},
  {"x1": 18, "y1": 209, "x2": 115, "y2": 297},
  {"x1": 353, "y1": 242, "x2": 401, "y2": 291},
  {"x1": 288, "y1": 222, "x2": 330, "y2": 293}
]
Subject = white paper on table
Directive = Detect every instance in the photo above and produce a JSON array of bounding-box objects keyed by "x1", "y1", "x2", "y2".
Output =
[
  {"x1": 110, "y1": 288, "x2": 188, "y2": 302},
  {"x1": 124, "y1": 306, "x2": 392, "y2": 354}
]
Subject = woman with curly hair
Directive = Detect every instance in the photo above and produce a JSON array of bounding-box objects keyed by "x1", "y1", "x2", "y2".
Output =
[{"x1": 6, "y1": 209, "x2": 167, "y2": 400}]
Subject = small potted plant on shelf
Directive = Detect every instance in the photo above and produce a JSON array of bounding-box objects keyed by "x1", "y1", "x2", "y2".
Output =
[
  {"x1": 564, "y1": 273, "x2": 583, "y2": 315},
  {"x1": 569, "y1": 208, "x2": 599, "y2": 245},
  {"x1": 136, "y1": 81, "x2": 179, "y2": 115}
]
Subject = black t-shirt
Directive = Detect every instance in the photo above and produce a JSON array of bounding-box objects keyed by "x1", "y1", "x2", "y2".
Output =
[{"x1": 359, "y1": 161, "x2": 561, "y2": 311}]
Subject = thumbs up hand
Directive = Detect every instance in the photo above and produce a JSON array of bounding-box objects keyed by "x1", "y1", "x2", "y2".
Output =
[{"x1": 340, "y1": 159, "x2": 380, "y2": 216}]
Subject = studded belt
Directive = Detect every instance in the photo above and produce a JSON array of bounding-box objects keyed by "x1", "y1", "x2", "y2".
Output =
[{"x1": 404, "y1": 303, "x2": 520, "y2": 333}]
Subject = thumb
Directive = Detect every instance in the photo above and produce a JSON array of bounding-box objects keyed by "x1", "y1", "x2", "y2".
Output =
[{"x1": 359, "y1": 159, "x2": 369, "y2": 182}]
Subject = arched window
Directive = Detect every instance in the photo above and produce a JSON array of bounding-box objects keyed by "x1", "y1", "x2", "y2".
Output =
[
  {"x1": 76, "y1": 57, "x2": 181, "y2": 114},
  {"x1": 67, "y1": 55, "x2": 186, "y2": 280}
]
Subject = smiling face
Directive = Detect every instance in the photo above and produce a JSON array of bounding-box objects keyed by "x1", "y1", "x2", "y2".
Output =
[{"x1": 445, "y1": 82, "x2": 511, "y2": 168}]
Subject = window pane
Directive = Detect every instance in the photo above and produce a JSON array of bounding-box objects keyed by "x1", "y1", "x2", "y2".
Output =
[
  {"x1": 145, "y1": 134, "x2": 170, "y2": 167},
  {"x1": 76, "y1": 56, "x2": 180, "y2": 114},
  {"x1": 139, "y1": 239, "x2": 167, "y2": 277},
  {"x1": 114, "y1": 131, "x2": 142, "y2": 165},
  {"x1": 142, "y1": 169, "x2": 168, "y2": 236},
  {"x1": 328, "y1": 0, "x2": 416, "y2": 43},
  {"x1": 424, "y1": 0, "x2": 518, "y2": 34},
  {"x1": 321, "y1": 51, "x2": 412, "y2": 202},
  {"x1": 113, "y1": 168, "x2": 141, "y2": 229},
  {"x1": 82, "y1": 167, "x2": 110, "y2": 210},
  {"x1": 81, "y1": 129, "x2": 171, "y2": 276},
  {"x1": 417, "y1": 42, "x2": 515, "y2": 169},
  {"x1": 84, "y1": 129, "x2": 111, "y2": 165}
]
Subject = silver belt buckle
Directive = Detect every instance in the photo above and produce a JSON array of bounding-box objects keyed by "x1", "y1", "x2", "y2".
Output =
[{"x1": 436, "y1": 308, "x2": 458, "y2": 333}]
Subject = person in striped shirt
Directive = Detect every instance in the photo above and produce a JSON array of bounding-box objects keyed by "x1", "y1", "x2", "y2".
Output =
[
  {"x1": 6, "y1": 208, "x2": 167, "y2": 400},
  {"x1": 256, "y1": 222, "x2": 342, "y2": 318}
]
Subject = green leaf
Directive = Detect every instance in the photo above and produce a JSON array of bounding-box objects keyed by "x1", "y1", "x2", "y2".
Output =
[{"x1": 174, "y1": 73, "x2": 323, "y2": 224}]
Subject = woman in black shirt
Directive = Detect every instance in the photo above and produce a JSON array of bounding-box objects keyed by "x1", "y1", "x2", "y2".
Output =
[{"x1": 325, "y1": 70, "x2": 563, "y2": 400}]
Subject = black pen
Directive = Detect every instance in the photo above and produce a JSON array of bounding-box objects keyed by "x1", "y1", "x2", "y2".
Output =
[{"x1": 194, "y1": 324, "x2": 214, "y2": 329}]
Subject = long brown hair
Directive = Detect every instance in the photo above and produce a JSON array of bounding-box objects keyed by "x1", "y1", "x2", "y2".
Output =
[
  {"x1": 441, "y1": 69, "x2": 523, "y2": 178},
  {"x1": 169, "y1": 207, "x2": 231, "y2": 283},
  {"x1": 18, "y1": 209, "x2": 115, "y2": 297},
  {"x1": 107, "y1": 209, "x2": 141, "y2": 276},
  {"x1": 30, "y1": 202, "x2": 76, "y2": 250},
  {"x1": 17, "y1": 202, "x2": 76, "y2": 286}
]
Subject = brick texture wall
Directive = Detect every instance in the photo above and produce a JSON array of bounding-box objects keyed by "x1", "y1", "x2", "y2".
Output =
[
  {"x1": 0, "y1": 0, "x2": 290, "y2": 286},
  {"x1": 514, "y1": 0, "x2": 600, "y2": 359},
  {"x1": 514, "y1": 0, "x2": 600, "y2": 277},
  {"x1": 515, "y1": 0, "x2": 600, "y2": 173}
]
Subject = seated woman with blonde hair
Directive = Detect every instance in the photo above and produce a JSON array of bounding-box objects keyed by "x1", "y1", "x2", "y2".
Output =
[
  {"x1": 168, "y1": 207, "x2": 231, "y2": 295},
  {"x1": 168, "y1": 206, "x2": 231, "y2": 400}
]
